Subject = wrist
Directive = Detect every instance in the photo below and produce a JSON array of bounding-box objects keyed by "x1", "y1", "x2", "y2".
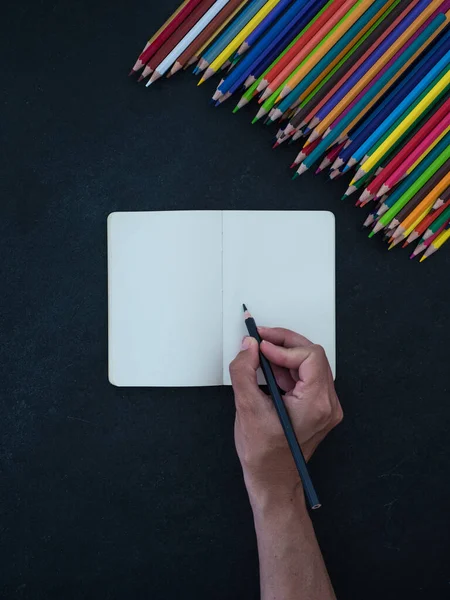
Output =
[{"x1": 244, "y1": 471, "x2": 307, "y2": 517}]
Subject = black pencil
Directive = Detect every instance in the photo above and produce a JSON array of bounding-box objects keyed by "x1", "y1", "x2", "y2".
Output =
[{"x1": 242, "y1": 304, "x2": 321, "y2": 510}]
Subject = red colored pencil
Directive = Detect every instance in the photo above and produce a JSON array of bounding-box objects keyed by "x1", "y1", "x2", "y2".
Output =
[
  {"x1": 131, "y1": 0, "x2": 204, "y2": 74},
  {"x1": 358, "y1": 97, "x2": 450, "y2": 199},
  {"x1": 139, "y1": 0, "x2": 219, "y2": 81},
  {"x1": 257, "y1": 0, "x2": 358, "y2": 96},
  {"x1": 404, "y1": 193, "x2": 450, "y2": 245}
]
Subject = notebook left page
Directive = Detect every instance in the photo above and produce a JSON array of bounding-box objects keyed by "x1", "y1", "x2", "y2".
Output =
[{"x1": 108, "y1": 211, "x2": 223, "y2": 387}]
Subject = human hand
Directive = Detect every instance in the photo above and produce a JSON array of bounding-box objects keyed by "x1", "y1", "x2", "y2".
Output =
[{"x1": 229, "y1": 327, "x2": 342, "y2": 504}]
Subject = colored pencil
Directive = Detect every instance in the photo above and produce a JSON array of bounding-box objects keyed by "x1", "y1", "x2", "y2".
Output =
[
  {"x1": 236, "y1": 0, "x2": 294, "y2": 56},
  {"x1": 308, "y1": 0, "x2": 446, "y2": 141},
  {"x1": 420, "y1": 224, "x2": 450, "y2": 260},
  {"x1": 406, "y1": 190, "x2": 450, "y2": 244},
  {"x1": 133, "y1": 0, "x2": 205, "y2": 74},
  {"x1": 171, "y1": 0, "x2": 248, "y2": 74},
  {"x1": 214, "y1": 0, "x2": 323, "y2": 98},
  {"x1": 199, "y1": 0, "x2": 284, "y2": 82},
  {"x1": 135, "y1": 0, "x2": 450, "y2": 259},
  {"x1": 260, "y1": 0, "x2": 383, "y2": 123},
  {"x1": 258, "y1": 0, "x2": 360, "y2": 97},
  {"x1": 371, "y1": 133, "x2": 450, "y2": 220},
  {"x1": 370, "y1": 143, "x2": 450, "y2": 235},
  {"x1": 280, "y1": 0, "x2": 404, "y2": 139},
  {"x1": 198, "y1": 0, "x2": 269, "y2": 71},
  {"x1": 294, "y1": 13, "x2": 448, "y2": 175}
]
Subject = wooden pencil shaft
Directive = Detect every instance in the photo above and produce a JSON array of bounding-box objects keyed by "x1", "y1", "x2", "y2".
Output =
[{"x1": 244, "y1": 313, "x2": 320, "y2": 510}]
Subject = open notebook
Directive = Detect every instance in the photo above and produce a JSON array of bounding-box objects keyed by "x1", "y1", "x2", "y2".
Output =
[{"x1": 108, "y1": 211, "x2": 335, "y2": 386}]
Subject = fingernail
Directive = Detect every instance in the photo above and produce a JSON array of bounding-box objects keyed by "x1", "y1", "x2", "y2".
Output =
[{"x1": 241, "y1": 336, "x2": 252, "y2": 351}]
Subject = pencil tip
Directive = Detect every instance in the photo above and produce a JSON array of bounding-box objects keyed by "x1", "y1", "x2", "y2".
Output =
[
  {"x1": 292, "y1": 172, "x2": 299, "y2": 180},
  {"x1": 419, "y1": 256, "x2": 427, "y2": 263},
  {"x1": 242, "y1": 304, "x2": 247, "y2": 312},
  {"x1": 128, "y1": 69, "x2": 136, "y2": 77}
]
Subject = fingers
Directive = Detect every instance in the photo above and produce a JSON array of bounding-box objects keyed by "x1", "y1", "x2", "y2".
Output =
[
  {"x1": 270, "y1": 363, "x2": 297, "y2": 392},
  {"x1": 229, "y1": 337, "x2": 266, "y2": 408},
  {"x1": 258, "y1": 326, "x2": 313, "y2": 348},
  {"x1": 261, "y1": 340, "x2": 330, "y2": 384}
]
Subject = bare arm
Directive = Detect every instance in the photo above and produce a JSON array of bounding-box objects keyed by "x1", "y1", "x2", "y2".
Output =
[{"x1": 230, "y1": 328, "x2": 342, "y2": 600}]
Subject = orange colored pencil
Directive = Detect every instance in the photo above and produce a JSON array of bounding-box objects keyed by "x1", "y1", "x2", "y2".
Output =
[
  {"x1": 257, "y1": 0, "x2": 358, "y2": 95},
  {"x1": 300, "y1": 0, "x2": 421, "y2": 130},
  {"x1": 310, "y1": 0, "x2": 446, "y2": 140}
]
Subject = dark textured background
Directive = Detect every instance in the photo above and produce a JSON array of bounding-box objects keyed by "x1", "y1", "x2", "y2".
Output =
[{"x1": 1, "y1": 1, "x2": 449, "y2": 598}]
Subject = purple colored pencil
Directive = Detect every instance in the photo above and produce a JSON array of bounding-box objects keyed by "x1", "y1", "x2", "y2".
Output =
[
  {"x1": 323, "y1": 1, "x2": 447, "y2": 136},
  {"x1": 313, "y1": 0, "x2": 433, "y2": 126}
]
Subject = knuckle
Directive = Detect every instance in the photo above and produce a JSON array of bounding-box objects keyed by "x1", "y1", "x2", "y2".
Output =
[
  {"x1": 312, "y1": 400, "x2": 333, "y2": 426},
  {"x1": 333, "y1": 405, "x2": 344, "y2": 426},
  {"x1": 310, "y1": 344, "x2": 327, "y2": 360}
]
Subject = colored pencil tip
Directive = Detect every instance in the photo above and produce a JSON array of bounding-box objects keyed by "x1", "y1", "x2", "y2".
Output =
[
  {"x1": 197, "y1": 78, "x2": 205, "y2": 86},
  {"x1": 419, "y1": 256, "x2": 427, "y2": 263},
  {"x1": 242, "y1": 303, "x2": 247, "y2": 312},
  {"x1": 232, "y1": 106, "x2": 239, "y2": 114},
  {"x1": 368, "y1": 231, "x2": 375, "y2": 239},
  {"x1": 129, "y1": 69, "x2": 136, "y2": 77},
  {"x1": 341, "y1": 194, "x2": 348, "y2": 200},
  {"x1": 292, "y1": 172, "x2": 299, "y2": 180},
  {"x1": 251, "y1": 116, "x2": 259, "y2": 125}
]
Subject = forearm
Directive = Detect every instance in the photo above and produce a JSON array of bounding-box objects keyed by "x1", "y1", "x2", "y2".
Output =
[{"x1": 248, "y1": 483, "x2": 336, "y2": 600}]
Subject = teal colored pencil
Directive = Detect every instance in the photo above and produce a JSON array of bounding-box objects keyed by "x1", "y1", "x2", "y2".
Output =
[
  {"x1": 294, "y1": 12, "x2": 448, "y2": 176},
  {"x1": 198, "y1": 0, "x2": 265, "y2": 70}
]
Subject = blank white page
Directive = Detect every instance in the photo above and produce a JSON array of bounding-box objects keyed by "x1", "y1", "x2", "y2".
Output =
[
  {"x1": 222, "y1": 211, "x2": 335, "y2": 385},
  {"x1": 108, "y1": 211, "x2": 223, "y2": 387}
]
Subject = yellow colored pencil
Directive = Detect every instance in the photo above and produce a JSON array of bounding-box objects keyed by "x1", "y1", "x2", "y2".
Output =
[
  {"x1": 199, "y1": 0, "x2": 283, "y2": 83},
  {"x1": 420, "y1": 226, "x2": 450, "y2": 261},
  {"x1": 311, "y1": 0, "x2": 446, "y2": 140},
  {"x1": 358, "y1": 69, "x2": 450, "y2": 175},
  {"x1": 188, "y1": 0, "x2": 248, "y2": 66},
  {"x1": 392, "y1": 171, "x2": 450, "y2": 240},
  {"x1": 279, "y1": 0, "x2": 390, "y2": 101},
  {"x1": 406, "y1": 126, "x2": 450, "y2": 173}
]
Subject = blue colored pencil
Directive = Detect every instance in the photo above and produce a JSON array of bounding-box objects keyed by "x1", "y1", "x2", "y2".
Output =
[
  {"x1": 237, "y1": 0, "x2": 295, "y2": 55},
  {"x1": 267, "y1": 0, "x2": 394, "y2": 123},
  {"x1": 214, "y1": 0, "x2": 323, "y2": 98},
  {"x1": 345, "y1": 49, "x2": 450, "y2": 168},
  {"x1": 333, "y1": 29, "x2": 450, "y2": 170},
  {"x1": 310, "y1": 0, "x2": 432, "y2": 129},
  {"x1": 294, "y1": 12, "x2": 448, "y2": 174}
]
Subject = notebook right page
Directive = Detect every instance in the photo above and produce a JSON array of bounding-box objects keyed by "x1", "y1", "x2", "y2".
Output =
[{"x1": 222, "y1": 211, "x2": 336, "y2": 385}]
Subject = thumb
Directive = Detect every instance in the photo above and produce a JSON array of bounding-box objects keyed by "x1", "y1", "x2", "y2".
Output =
[{"x1": 229, "y1": 337, "x2": 262, "y2": 402}]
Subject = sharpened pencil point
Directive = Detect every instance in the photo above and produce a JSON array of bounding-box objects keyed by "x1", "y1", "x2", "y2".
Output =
[
  {"x1": 419, "y1": 255, "x2": 427, "y2": 263},
  {"x1": 242, "y1": 304, "x2": 247, "y2": 312},
  {"x1": 292, "y1": 172, "x2": 299, "y2": 180},
  {"x1": 129, "y1": 69, "x2": 136, "y2": 77},
  {"x1": 368, "y1": 231, "x2": 375, "y2": 239}
]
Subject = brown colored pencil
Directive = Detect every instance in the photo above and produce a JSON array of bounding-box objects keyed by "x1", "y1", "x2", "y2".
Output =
[
  {"x1": 386, "y1": 158, "x2": 450, "y2": 232},
  {"x1": 169, "y1": 0, "x2": 246, "y2": 75},
  {"x1": 139, "y1": 0, "x2": 219, "y2": 81}
]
